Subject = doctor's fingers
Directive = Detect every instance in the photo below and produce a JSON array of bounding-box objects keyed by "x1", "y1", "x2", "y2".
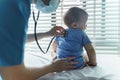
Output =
[
  {"x1": 55, "y1": 26, "x2": 65, "y2": 35},
  {"x1": 66, "y1": 61, "x2": 78, "y2": 66},
  {"x1": 48, "y1": 26, "x2": 64, "y2": 36},
  {"x1": 64, "y1": 62, "x2": 77, "y2": 70}
]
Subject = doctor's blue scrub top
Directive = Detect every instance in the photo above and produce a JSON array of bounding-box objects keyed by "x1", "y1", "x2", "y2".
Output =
[{"x1": 0, "y1": 0, "x2": 31, "y2": 66}]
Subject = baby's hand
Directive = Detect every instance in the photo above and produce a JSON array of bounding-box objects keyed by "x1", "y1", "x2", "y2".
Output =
[{"x1": 87, "y1": 62, "x2": 97, "y2": 66}]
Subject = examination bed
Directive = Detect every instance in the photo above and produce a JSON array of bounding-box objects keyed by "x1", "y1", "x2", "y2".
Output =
[{"x1": 25, "y1": 53, "x2": 120, "y2": 80}]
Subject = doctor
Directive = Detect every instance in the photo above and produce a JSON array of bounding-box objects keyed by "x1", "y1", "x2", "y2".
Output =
[{"x1": 0, "y1": 0, "x2": 77, "y2": 80}]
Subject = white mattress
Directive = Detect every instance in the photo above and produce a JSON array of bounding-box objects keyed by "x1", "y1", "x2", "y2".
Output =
[{"x1": 25, "y1": 54, "x2": 120, "y2": 80}]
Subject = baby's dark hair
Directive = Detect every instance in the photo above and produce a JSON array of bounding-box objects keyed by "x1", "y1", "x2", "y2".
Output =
[{"x1": 64, "y1": 7, "x2": 88, "y2": 27}]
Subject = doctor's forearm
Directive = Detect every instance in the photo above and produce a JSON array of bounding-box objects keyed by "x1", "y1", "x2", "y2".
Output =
[{"x1": 26, "y1": 32, "x2": 51, "y2": 43}]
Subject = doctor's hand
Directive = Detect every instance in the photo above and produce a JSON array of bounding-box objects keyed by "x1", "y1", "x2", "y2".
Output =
[
  {"x1": 47, "y1": 26, "x2": 66, "y2": 37},
  {"x1": 50, "y1": 57, "x2": 77, "y2": 72}
]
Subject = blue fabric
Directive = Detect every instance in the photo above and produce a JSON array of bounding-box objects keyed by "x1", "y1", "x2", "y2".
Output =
[
  {"x1": 0, "y1": 76, "x2": 2, "y2": 80},
  {"x1": 55, "y1": 28, "x2": 91, "y2": 68},
  {"x1": 0, "y1": 0, "x2": 30, "y2": 66}
]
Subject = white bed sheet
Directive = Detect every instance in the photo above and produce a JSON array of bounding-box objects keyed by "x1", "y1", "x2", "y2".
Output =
[
  {"x1": 25, "y1": 54, "x2": 120, "y2": 80},
  {"x1": 37, "y1": 66, "x2": 119, "y2": 80}
]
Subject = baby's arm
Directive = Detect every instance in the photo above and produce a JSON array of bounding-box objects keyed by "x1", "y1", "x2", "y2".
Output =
[
  {"x1": 51, "y1": 40, "x2": 58, "y2": 60},
  {"x1": 84, "y1": 43, "x2": 97, "y2": 66}
]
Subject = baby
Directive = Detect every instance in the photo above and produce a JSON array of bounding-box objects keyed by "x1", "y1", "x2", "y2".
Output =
[{"x1": 52, "y1": 7, "x2": 97, "y2": 69}]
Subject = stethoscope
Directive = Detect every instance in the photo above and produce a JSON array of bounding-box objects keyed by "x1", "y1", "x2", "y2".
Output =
[
  {"x1": 32, "y1": 7, "x2": 55, "y2": 54},
  {"x1": 31, "y1": 0, "x2": 66, "y2": 54}
]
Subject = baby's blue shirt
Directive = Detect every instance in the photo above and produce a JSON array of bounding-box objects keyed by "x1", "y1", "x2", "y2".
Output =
[{"x1": 55, "y1": 28, "x2": 91, "y2": 68}]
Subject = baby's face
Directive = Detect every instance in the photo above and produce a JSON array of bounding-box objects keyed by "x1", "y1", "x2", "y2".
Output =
[
  {"x1": 77, "y1": 18, "x2": 88, "y2": 30},
  {"x1": 78, "y1": 25, "x2": 87, "y2": 30},
  {"x1": 76, "y1": 22, "x2": 87, "y2": 30},
  {"x1": 81, "y1": 25, "x2": 87, "y2": 30}
]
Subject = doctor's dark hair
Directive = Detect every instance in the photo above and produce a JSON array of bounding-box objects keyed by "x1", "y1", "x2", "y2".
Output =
[{"x1": 63, "y1": 7, "x2": 88, "y2": 27}]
